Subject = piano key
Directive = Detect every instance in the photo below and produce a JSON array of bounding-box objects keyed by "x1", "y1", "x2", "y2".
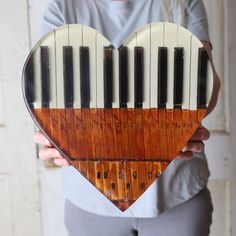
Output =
[
  {"x1": 102, "y1": 161, "x2": 110, "y2": 198},
  {"x1": 26, "y1": 27, "x2": 69, "y2": 109},
  {"x1": 134, "y1": 47, "x2": 144, "y2": 108},
  {"x1": 68, "y1": 25, "x2": 82, "y2": 109},
  {"x1": 177, "y1": 25, "x2": 191, "y2": 110},
  {"x1": 124, "y1": 32, "x2": 136, "y2": 108},
  {"x1": 40, "y1": 30, "x2": 57, "y2": 108},
  {"x1": 150, "y1": 22, "x2": 164, "y2": 108},
  {"x1": 63, "y1": 46, "x2": 74, "y2": 108},
  {"x1": 137, "y1": 162, "x2": 147, "y2": 192},
  {"x1": 109, "y1": 161, "x2": 119, "y2": 200},
  {"x1": 197, "y1": 48, "x2": 208, "y2": 109},
  {"x1": 174, "y1": 47, "x2": 184, "y2": 109},
  {"x1": 119, "y1": 46, "x2": 128, "y2": 108},
  {"x1": 166, "y1": 110, "x2": 175, "y2": 158},
  {"x1": 104, "y1": 46, "x2": 114, "y2": 108},
  {"x1": 164, "y1": 23, "x2": 177, "y2": 109},
  {"x1": 120, "y1": 109, "x2": 130, "y2": 158},
  {"x1": 94, "y1": 161, "x2": 104, "y2": 192},
  {"x1": 86, "y1": 160, "x2": 95, "y2": 185},
  {"x1": 136, "y1": 25, "x2": 151, "y2": 109},
  {"x1": 24, "y1": 54, "x2": 35, "y2": 107},
  {"x1": 83, "y1": 26, "x2": 97, "y2": 108},
  {"x1": 123, "y1": 161, "x2": 132, "y2": 200},
  {"x1": 113, "y1": 47, "x2": 120, "y2": 108},
  {"x1": 130, "y1": 162, "x2": 140, "y2": 200},
  {"x1": 96, "y1": 32, "x2": 111, "y2": 108},
  {"x1": 55, "y1": 25, "x2": 69, "y2": 108},
  {"x1": 158, "y1": 47, "x2": 168, "y2": 108},
  {"x1": 33, "y1": 44, "x2": 42, "y2": 109},
  {"x1": 190, "y1": 35, "x2": 203, "y2": 110},
  {"x1": 80, "y1": 46, "x2": 90, "y2": 108},
  {"x1": 40, "y1": 46, "x2": 50, "y2": 108},
  {"x1": 116, "y1": 161, "x2": 126, "y2": 200}
]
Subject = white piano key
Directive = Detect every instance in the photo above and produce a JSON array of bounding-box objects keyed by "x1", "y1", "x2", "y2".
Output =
[
  {"x1": 113, "y1": 49, "x2": 120, "y2": 108},
  {"x1": 33, "y1": 43, "x2": 42, "y2": 109},
  {"x1": 206, "y1": 61, "x2": 214, "y2": 107},
  {"x1": 96, "y1": 33, "x2": 111, "y2": 108},
  {"x1": 55, "y1": 25, "x2": 69, "y2": 108},
  {"x1": 190, "y1": 36, "x2": 203, "y2": 110},
  {"x1": 40, "y1": 31, "x2": 56, "y2": 108},
  {"x1": 150, "y1": 22, "x2": 164, "y2": 108},
  {"x1": 124, "y1": 32, "x2": 137, "y2": 108},
  {"x1": 69, "y1": 24, "x2": 83, "y2": 109},
  {"x1": 177, "y1": 25, "x2": 191, "y2": 110},
  {"x1": 136, "y1": 25, "x2": 151, "y2": 109},
  {"x1": 164, "y1": 22, "x2": 177, "y2": 109},
  {"x1": 82, "y1": 26, "x2": 97, "y2": 108}
]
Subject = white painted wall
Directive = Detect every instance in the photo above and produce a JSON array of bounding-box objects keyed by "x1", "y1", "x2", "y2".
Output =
[
  {"x1": 0, "y1": 0, "x2": 41, "y2": 235},
  {"x1": 203, "y1": 0, "x2": 228, "y2": 132},
  {"x1": 203, "y1": 1, "x2": 236, "y2": 236},
  {"x1": 226, "y1": 0, "x2": 236, "y2": 234}
]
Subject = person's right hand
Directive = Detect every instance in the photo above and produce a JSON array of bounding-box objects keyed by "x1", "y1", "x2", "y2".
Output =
[{"x1": 33, "y1": 131, "x2": 71, "y2": 167}]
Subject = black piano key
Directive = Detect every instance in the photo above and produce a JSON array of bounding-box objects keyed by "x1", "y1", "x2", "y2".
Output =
[
  {"x1": 104, "y1": 46, "x2": 114, "y2": 108},
  {"x1": 197, "y1": 48, "x2": 208, "y2": 109},
  {"x1": 63, "y1": 46, "x2": 74, "y2": 108},
  {"x1": 174, "y1": 47, "x2": 184, "y2": 109},
  {"x1": 24, "y1": 54, "x2": 35, "y2": 108},
  {"x1": 158, "y1": 47, "x2": 168, "y2": 108},
  {"x1": 134, "y1": 47, "x2": 144, "y2": 108},
  {"x1": 80, "y1": 46, "x2": 90, "y2": 108},
  {"x1": 40, "y1": 46, "x2": 50, "y2": 108},
  {"x1": 119, "y1": 46, "x2": 128, "y2": 108}
]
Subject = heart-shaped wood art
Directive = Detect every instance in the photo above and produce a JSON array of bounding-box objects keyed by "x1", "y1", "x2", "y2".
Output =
[{"x1": 22, "y1": 22, "x2": 213, "y2": 211}]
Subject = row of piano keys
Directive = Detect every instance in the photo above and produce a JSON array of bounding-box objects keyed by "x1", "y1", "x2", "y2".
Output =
[{"x1": 24, "y1": 23, "x2": 213, "y2": 111}]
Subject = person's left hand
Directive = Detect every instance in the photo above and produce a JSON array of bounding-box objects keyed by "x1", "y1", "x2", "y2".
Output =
[{"x1": 177, "y1": 125, "x2": 210, "y2": 160}]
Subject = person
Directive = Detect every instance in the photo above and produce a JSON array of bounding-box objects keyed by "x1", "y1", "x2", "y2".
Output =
[{"x1": 33, "y1": 0, "x2": 221, "y2": 235}]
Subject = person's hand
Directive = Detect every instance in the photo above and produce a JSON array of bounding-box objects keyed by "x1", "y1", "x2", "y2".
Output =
[
  {"x1": 33, "y1": 131, "x2": 71, "y2": 167},
  {"x1": 177, "y1": 125, "x2": 210, "y2": 160}
]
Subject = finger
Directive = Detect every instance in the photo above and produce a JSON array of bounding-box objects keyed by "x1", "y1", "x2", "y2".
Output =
[
  {"x1": 191, "y1": 126, "x2": 210, "y2": 141},
  {"x1": 181, "y1": 151, "x2": 194, "y2": 160},
  {"x1": 33, "y1": 131, "x2": 52, "y2": 147},
  {"x1": 54, "y1": 158, "x2": 71, "y2": 167},
  {"x1": 39, "y1": 147, "x2": 61, "y2": 161},
  {"x1": 175, "y1": 151, "x2": 193, "y2": 160},
  {"x1": 182, "y1": 141, "x2": 205, "y2": 153}
]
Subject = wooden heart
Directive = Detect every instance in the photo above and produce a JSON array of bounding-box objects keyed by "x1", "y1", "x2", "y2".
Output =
[{"x1": 22, "y1": 22, "x2": 213, "y2": 211}]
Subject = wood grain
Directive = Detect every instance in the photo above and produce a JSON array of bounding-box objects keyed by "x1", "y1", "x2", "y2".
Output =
[
  {"x1": 33, "y1": 108, "x2": 206, "y2": 160},
  {"x1": 32, "y1": 107, "x2": 206, "y2": 211}
]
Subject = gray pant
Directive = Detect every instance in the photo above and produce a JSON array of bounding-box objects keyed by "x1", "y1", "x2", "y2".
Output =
[{"x1": 64, "y1": 188, "x2": 213, "y2": 236}]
